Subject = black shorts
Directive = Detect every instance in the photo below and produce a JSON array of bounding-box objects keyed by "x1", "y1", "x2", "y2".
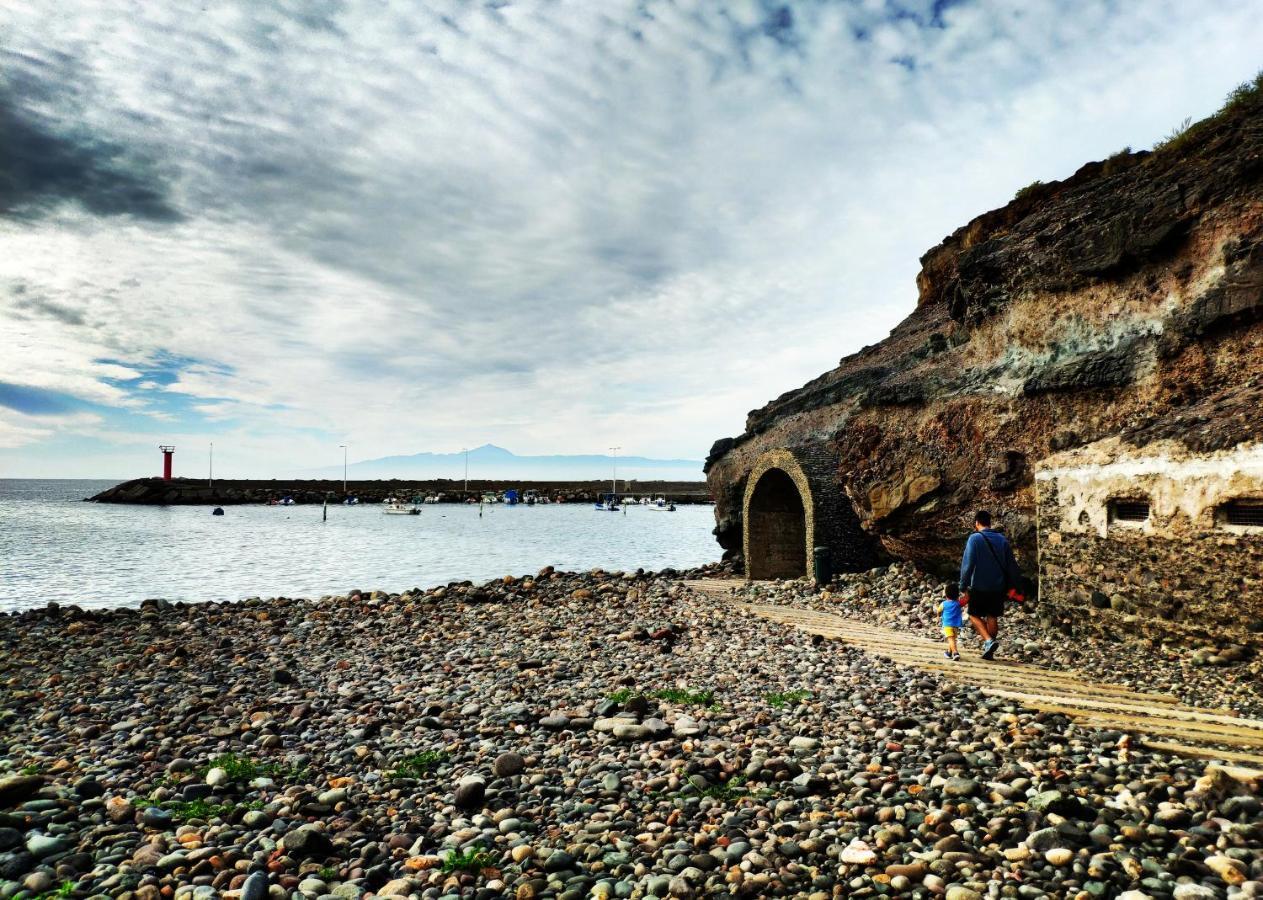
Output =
[{"x1": 968, "y1": 589, "x2": 1005, "y2": 618}]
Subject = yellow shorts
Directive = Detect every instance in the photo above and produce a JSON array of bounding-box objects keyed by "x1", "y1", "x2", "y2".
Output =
[{"x1": 942, "y1": 626, "x2": 959, "y2": 637}]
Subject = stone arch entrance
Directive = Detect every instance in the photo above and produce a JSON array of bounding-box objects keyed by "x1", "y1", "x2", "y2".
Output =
[{"x1": 743, "y1": 450, "x2": 815, "y2": 580}]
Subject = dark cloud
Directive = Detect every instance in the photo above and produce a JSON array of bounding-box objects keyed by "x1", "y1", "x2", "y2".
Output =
[
  {"x1": 0, "y1": 86, "x2": 181, "y2": 222},
  {"x1": 11, "y1": 283, "x2": 86, "y2": 326}
]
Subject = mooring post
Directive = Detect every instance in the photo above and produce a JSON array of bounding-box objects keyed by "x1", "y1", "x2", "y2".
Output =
[{"x1": 813, "y1": 546, "x2": 831, "y2": 588}]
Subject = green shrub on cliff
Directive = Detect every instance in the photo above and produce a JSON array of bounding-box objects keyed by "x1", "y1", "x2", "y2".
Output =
[
  {"x1": 1013, "y1": 180, "x2": 1044, "y2": 202},
  {"x1": 1155, "y1": 68, "x2": 1263, "y2": 155},
  {"x1": 1154, "y1": 116, "x2": 1195, "y2": 154},
  {"x1": 1222, "y1": 69, "x2": 1263, "y2": 115}
]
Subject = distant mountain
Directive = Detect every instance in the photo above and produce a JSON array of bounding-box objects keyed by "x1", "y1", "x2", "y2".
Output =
[{"x1": 309, "y1": 444, "x2": 704, "y2": 481}]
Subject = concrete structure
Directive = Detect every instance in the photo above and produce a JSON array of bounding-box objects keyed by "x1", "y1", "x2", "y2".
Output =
[
  {"x1": 742, "y1": 446, "x2": 876, "y2": 581},
  {"x1": 1035, "y1": 438, "x2": 1263, "y2": 645}
]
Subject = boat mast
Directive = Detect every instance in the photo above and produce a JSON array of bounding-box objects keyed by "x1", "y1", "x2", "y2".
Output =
[{"x1": 609, "y1": 446, "x2": 620, "y2": 502}]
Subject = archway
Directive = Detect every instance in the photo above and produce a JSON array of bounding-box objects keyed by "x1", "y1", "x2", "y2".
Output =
[{"x1": 745, "y1": 465, "x2": 810, "y2": 579}]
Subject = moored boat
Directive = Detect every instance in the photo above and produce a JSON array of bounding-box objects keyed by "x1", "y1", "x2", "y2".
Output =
[{"x1": 383, "y1": 497, "x2": 420, "y2": 515}]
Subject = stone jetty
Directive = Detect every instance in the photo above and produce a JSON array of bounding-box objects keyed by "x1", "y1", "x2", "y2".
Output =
[
  {"x1": 88, "y1": 479, "x2": 711, "y2": 507},
  {"x1": 2, "y1": 565, "x2": 1261, "y2": 899}
]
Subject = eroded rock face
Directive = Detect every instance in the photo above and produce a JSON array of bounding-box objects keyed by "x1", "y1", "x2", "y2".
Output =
[{"x1": 707, "y1": 100, "x2": 1263, "y2": 575}]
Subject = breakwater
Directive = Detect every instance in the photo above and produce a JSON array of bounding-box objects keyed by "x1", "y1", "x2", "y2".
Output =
[{"x1": 88, "y1": 477, "x2": 711, "y2": 505}]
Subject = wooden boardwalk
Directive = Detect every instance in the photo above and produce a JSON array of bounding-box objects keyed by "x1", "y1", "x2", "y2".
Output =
[{"x1": 684, "y1": 580, "x2": 1263, "y2": 767}]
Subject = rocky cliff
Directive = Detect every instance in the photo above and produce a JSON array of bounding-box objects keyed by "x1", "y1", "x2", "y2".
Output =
[{"x1": 707, "y1": 84, "x2": 1263, "y2": 575}]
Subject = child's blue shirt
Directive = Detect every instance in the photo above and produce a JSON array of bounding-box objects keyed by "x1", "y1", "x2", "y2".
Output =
[{"x1": 939, "y1": 598, "x2": 963, "y2": 627}]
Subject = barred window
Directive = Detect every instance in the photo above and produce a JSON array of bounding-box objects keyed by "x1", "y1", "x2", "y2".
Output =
[
  {"x1": 1109, "y1": 498, "x2": 1150, "y2": 523},
  {"x1": 1222, "y1": 500, "x2": 1263, "y2": 528}
]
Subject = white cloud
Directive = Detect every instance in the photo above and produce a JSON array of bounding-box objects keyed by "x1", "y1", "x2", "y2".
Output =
[{"x1": 1, "y1": 0, "x2": 1261, "y2": 476}]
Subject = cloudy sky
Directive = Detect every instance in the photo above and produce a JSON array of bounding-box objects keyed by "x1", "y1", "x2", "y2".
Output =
[{"x1": 2, "y1": 0, "x2": 1261, "y2": 479}]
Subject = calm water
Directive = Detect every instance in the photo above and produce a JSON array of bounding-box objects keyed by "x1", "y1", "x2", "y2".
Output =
[{"x1": 0, "y1": 480, "x2": 719, "y2": 612}]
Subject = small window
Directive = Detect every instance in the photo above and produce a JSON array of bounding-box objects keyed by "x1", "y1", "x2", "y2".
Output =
[
  {"x1": 1222, "y1": 500, "x2": 1263, "y2": 528},
  {"x1": 1109, "y1": 499, "x2": 1150, "y2": 523}
]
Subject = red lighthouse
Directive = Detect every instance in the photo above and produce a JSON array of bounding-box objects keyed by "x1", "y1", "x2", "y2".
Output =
[{"x1": 159, "y1": 445, "x2": 175, "y2": 480}]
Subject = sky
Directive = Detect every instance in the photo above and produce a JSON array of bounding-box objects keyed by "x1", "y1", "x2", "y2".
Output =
[{"x1": 2, "y1": 1, "x2": 1262, "y2": 479}]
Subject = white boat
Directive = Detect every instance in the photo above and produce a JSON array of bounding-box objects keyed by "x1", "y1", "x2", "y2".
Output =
[
  {"x1": 383, "y1": 497, "x2": 420, "y2": 515},
  {"x1": 646, "y1": 497, "x2": 676, "y2": 511},
  {"x1": 595, "y1": 449, "x2": 622, "y2": 511}
]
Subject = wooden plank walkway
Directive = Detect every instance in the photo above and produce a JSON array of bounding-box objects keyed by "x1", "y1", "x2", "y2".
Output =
[{"x1": 683, "y1": 580, "x2": 1263, "y2": 767}]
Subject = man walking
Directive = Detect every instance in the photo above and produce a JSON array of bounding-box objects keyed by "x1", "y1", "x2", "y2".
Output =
[{"x1": 959, "y1": 510, "x2": 1020, "y2": 660}]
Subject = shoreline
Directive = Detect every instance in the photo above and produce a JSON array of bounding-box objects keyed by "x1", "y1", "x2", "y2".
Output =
[{"x1": 2, "y1": 563, "x2": 1261, "y2": 898}]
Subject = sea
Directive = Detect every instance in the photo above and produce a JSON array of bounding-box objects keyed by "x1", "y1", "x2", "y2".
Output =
[{"x1": 0, "y1": 479, "x2": 720, "y2": 612}]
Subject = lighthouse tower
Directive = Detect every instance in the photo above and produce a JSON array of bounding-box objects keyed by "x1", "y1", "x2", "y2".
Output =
[{"x1": 159, "y1": 445, "x2": 175, "y2": 480}]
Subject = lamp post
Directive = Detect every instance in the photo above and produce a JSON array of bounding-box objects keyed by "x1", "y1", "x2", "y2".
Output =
[{"x1": 339, "y1": 444, "x2": 347, "y2": 494}]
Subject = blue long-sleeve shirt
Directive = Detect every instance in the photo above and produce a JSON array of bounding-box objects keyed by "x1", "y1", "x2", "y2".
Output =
[{"x1": 959, "y1": 529, "x2": 1020, "y2": 593}]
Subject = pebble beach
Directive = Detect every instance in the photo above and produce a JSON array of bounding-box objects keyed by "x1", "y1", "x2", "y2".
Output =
[{"x1": 1, "y1": 565, "x2": 1261, "y2": 900}]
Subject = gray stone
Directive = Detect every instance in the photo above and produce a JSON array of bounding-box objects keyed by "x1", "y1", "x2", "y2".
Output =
[
  {"x1": 454, "y1": 776, "x2": 486, "y2": 810},
  {"x1": 279, "y1": 825, "x2": 333, "y2": 859},
  {"x1": 241, "y1": 871, "x2": 270, "y2": 900},
  {"x1": 317, "y1": 788, "x2": 347, "y2": 805},
  {"x1": 24, "y1": 834, "x2": 66, "y2": 858},
  {"x1": 943, "y1": 777, "x2": 980, "y2": 798},
  {"x1": 1171, "y1": 886, "x2": 1217, "y2": 900},
  {"x1": 1029, "y1": 789, "x2": 1088, "y2": 818},
  {"x1": 544, "y1": 850, "x2": 576, "y2": 872},
  {"x1": 1026, "y1": 827, "x2": 1064, "y2": 852},
  {"x1": 0, "y1": 776, "x2": 43, "y2": 809},
  {"x1": 493, "y1": 752, "x2": 525, "y2": 777},
  {"x1": 140, "y1": 806, "x2": 174, "y2": 829},
  {"x1": 611, "y1": 723, "x2": 650, "y2": 741}
]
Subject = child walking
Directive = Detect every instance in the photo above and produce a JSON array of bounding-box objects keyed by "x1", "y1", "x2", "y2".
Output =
[{"x1": 937, "y1": 583, "x2": 965, "y2": 660}]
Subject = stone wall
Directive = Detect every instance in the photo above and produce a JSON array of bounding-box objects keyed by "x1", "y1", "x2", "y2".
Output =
[
  {"x1": 1035, "y1": 438, "x2": 1263, "y2": 647},
  {"x1": 741, "y1": 445, "x2": 877, "y2": 580}
]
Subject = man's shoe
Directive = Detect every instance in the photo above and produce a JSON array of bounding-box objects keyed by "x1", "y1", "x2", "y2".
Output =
[
  {"x1": 950, "y1": 652, "x2": 961, "y2": 661},
  {"x1": 981, "y1": 639, "x2": 997, "y2": 660},
  {"x1": 944, "y1": 650, "x2": 953, "y2": 660}
]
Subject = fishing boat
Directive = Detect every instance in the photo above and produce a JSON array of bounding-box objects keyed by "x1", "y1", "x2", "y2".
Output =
[
  {"x1": 383, "y1": 497, "x2": 420, "y2": 515},
  {"x1": 646, "y1": 497, "x2": 676, "y2": 512}
]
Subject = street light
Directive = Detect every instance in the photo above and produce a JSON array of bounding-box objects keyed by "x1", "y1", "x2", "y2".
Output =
[{"x1": 339, "y1": 444, "x2": 348, "y2": 494}]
